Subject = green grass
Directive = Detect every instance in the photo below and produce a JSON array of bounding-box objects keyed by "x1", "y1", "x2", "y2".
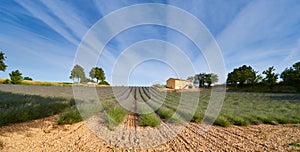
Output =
[
  {"x1": 103, "y1": 106, "x2": 127, "y2": 130},
  {"x1": 157, "y1": 108, "x2": 173, "y2": 120},
  {"x1": 57, "y1": 107, "x2": 83, "y2": 125},
  {"x1": 241, "y1": 115, "x2": 261, "y2": 125},
  {"x1": 256, "y1": 116, "x2": 277, "y2": 125},
  {"x1": 214, "y1": 116, "x2": 231, "y2": 127},
  {"x1": 192, "y1": 112, "x2": 203, "y2": 123},
  {"x1": 226, "y1": 115, "x2": 250, "y2": 126},
  {"x1": 138, "y1": 113, "x2": 160, "y2": 127},
  {"x1": 289, "y1": 141, "x2": 300, "y2": 147},
  {"x1": 168, "y1": 114, "x2": 183, "y2": 124}
]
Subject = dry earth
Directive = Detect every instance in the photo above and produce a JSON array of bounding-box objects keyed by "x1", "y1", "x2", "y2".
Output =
[{"x1": 0, "y1": 115, "x2": 300, "y2": 152}]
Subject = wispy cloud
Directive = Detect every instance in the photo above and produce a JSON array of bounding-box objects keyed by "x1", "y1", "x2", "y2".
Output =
[
  {"x1": 40, "y1": 0, "x2": 89, "y2": 39},
  {"x1": 0, "y1": 24, "x2": 74, "y2": 81},
  {"x1": 16, "y1": 1, "x2": 80, "y2": 45},
  {"x1": 111, "y1": 39, "x2": 195, "y2": 85},
  {"x1": 217, "y1": 0, "x2": 300, "y2": 73},
  {"x1": 1, "y1": 1, "x2": 299, "y2": 84}
]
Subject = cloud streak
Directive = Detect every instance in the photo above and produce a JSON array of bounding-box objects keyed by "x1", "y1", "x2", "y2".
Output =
[{"x1": 1, "y1": 1, "x2": 299, "y2": 84}]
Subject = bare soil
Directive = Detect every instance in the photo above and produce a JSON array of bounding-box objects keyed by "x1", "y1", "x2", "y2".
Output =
[{"x1": 1, "y1": 115, "x2": 300, "y2": 152}]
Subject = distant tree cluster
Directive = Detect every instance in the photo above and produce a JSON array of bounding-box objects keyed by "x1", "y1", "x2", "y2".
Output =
[
  {"x1": 70, "y1": 64, "x2": 109, "y2": 85},
  {"x1": 23, "y1": 77, "x2": 33, "y2": 81},
  {"x1": 188, "y1": 73, "x2": 219, "y2": 88},
  {"x1": 152, "y1": 83, "x2": 166, "y2": 88},
  {"x1": 226, "y1": 62, "x2": 300, "y2": 92},
  {"x1": 227, "y1": 65, "x2": 261, "y2": 89},
  {"x1": 280, "y1": 62, "x2": 300, "y2": 92}
]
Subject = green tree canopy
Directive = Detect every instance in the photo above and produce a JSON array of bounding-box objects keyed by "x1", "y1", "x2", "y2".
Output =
[
  {"x1": 226, "y1": 65, "x2": 257, "y2": 88},
  {"x1": 281, "y1": 61, "x2": 300, "y2": 92},
  {"x1": 186, "y1": 76, "x2": 194, "y2": 82},
  {"x1": 89, "y1": 67, "x2": 105, "y2": 83},
  {"x1": 262, "y1": 66, "x2": 278, "y2": 90},
  {"x1": 194, "y1": 73, "x2": 218, "y2": 88},
  {"x1": 0, "y1": 51, "x2": 7, "y2": 72},
  {"x1": 23, "y1": 77, "x2": 33, "y2": 81},
  {"x1": 70, "y1": 65, "x2": 86, "y2": 84},
  {"x1": 194, "y1": 73, "x2": 206, "y2": 88},
  {"x1": 9, "y1": 70, "x2": 23, "y2": 84},
  {"x1": 205, "y1": 73, "x2": 219, "y2": 87}
]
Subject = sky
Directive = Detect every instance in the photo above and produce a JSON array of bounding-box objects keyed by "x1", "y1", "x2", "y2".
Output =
[{"x1": 0, "y1": 0, "x2": 300, "y2": 86}]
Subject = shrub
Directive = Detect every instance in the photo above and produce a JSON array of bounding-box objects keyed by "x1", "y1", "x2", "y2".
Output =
[
  {"x1": 289, "y1": 142, "x2": 300, "y2": 147},
  {"x1": 192, "y1": 112, "x2": 203, "y2": 123},
  {"x1": 3, "y1": 79, "x2": 10, "y2": 84},
  {"x1": 69, "y1": 98, "x2": 76, "y2": 106},
  {"x1": 167, "y1": 114, "x2": 183, "y2": 124},
  {"x1": 242, "y1": 115, "x2": 261, "y2": 125},
  {"x1": 0, "y1": 102, "x2": 68, "y2": 126},
  {"x1": 291, "y1": 117, "x2": 300, "y2": 123},
  {"x1": 138, "y1": 113, "x2": 160, "y2": 127},
  {"x1": 225, "y1": 115, "x2": 250, "y2": 126},
  {"x1": 275, "y1": 117, "x2": 290, "y2": 124},
  {"x1": 157, "y1": 108, "x2": 173, "y2": 120},
  {"x1": 177, "y1": 110, "x2": 194, "y2": 121},
  {"x1": 232, "y1": 117, "x2": 250, "y2": 126},
  {"x1": 214, "y1": 116, "x2": 231, "y2": 127},
  {"x1": 103, "y1": 106, "x2": 126, "y2": 130},
  {"x1": 57, "y1": 107, "x2": 83, "y2": 125},
  {"x1": 9, "y1": 70, "x2": 23, "y2": 84},
  {"x1": 23, "y1": 77, "x2": 33, "y2": 81},
  {"x1": 102, "y1": 101, "x2": 113, "y2": 110},
  {"x1": 257, "y1": 116, "x2": 277, "y2": 125},
  {"x1": 99, "y1": 81, "x2": 110, "y2": 85}
]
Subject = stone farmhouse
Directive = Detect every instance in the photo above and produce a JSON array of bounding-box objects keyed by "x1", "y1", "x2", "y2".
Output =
[{"x1": 166, "y1": 78, "x2": 193, "y2": 89}]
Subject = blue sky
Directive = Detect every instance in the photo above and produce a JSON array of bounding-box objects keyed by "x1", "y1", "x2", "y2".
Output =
[{"x1": 0, "y1": 0, "x2": 300, "y2": 85}]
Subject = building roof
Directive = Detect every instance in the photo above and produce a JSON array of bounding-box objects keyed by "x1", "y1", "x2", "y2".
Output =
[
  {"x1": 167, "y1": 78, "x2": 191, "y2": 82},
  {"x1": 168, "y1": 78, "x2": 181, "y2": 80}
]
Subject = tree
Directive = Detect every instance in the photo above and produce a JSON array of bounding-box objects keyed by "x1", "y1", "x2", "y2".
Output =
[
  {"x1": 194, "y1": 73, "x2": 218, "y2": 88},
  {"x1": 227, "y1": 71, "x2": 239, "y2": 88},
  {"x1": 186, "y1": 76, "x2": 194, "y2": 82},
  {"x1": 9, "y1": 70, "x2": 23, "y2": 84},
  {"x1": 89, "y1": 67, "x2": 105, "y2": 83},
  {"x1": 70, "y1": 65, "x2": 86, "y2": 84},
  {"x1": 254, "y1": 74, "x2": 263, "y2": 85},
  {"x1": 0, "y1": 51, "x2": 7, "y2": 72},
  {"x1": 281, "y1": 61, "x2": 300, "y2": 92},
  {"x1": 23, "y1": 77, "x2": 33, "y2": 81},
  {"x1": 194, "y1": 73, "x2": 206, "y2": 88},
  {"x1": 99, "y1": 80, "x2": 110, "y2": 85},
  {"x1": 226, "y1": 65, "x2": 257, "y2": 88},
  {"x1": 205, "y1": 73, "x2": 218, "y2": 87},
  {"x1": 262, "y1": 66, "x2": 278, "y2": 90}
]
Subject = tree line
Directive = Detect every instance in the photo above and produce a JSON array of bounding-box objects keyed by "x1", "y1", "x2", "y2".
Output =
[
  {"x1": 70, "y1": 64, "x2": 109, "y2": 85},
  {"x1": 187, "y1": 61, "x2": 300, "y2": 92},
  {"x1": 0, "y1": 51, "x2": 109, "y2": 85},
  {"x1": 1, "y1": 50, "x2": 299, "y2": 90},
  {"x1": 226, "y1": 63, "x2": 300, "y2": 92}
]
